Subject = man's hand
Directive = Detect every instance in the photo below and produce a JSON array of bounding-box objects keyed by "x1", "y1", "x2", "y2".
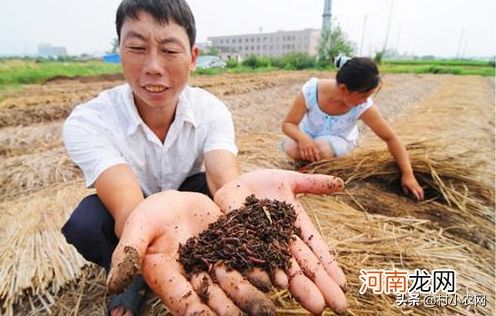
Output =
[
  {"x1": 107, "y1": 191, "x2": 277, "y2": 316},
  {"x1": 214, "y1": 169, "x2": 347, "y2": 315}
]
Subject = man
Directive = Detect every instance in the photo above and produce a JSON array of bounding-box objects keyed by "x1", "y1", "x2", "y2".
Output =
[
  {"x1": 62, "y1": 1, "x2": 239, "y2": 315},
  {"x1": 63, "y1": 1, "x2": 349, "y2": 315}
]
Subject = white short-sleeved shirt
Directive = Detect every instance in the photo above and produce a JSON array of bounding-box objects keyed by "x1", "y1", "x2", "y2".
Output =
[{"x1": 63, "y1": 84, "x2": 237, "y2": 196}]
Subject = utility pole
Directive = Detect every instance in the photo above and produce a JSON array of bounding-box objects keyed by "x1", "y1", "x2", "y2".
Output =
[
  {"x1": 395, "y1": 27, "x2": 401, "y2": 58},
  {"x1": 383, "y1": 0, "x2": 394, "y2": 53},
  {"x1": 456, "y1": 29, "x2": 465, "y2": 59},
  {"x1": 359, "y1": 15, "x2": 368, "y2": 56},
  {"x1": 461, "y1": 37, "x2": 469, "y2": 59}
]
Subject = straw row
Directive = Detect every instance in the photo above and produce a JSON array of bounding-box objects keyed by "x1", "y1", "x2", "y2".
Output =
[
  {"x1": 0, "y1": 121, "x2": 63, "y2": 157},
  {"x1": 0, "y1": 147, "x2": 82, "y2": 200},
  {"x1": 284, "y1": 196, "x2": 493, "y2": 315},
  {"x1": 0, "y1": 182, "x2": 93, "y2": 316}
]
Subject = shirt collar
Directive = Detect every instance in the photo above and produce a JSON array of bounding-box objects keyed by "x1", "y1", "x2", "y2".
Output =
[
  {"x1": 122, "y1": 84, "x2": 144, "y2": 136},
  {"x1": 175, "y1": 85, "x2": 198, "y2": 128},
  {"x1": 122, "y1": 85, "x2": 198, "y2": 136}
]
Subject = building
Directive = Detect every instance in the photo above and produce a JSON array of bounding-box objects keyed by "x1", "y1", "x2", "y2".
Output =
[
  {"x1": 208, "y1": 29, "x2": 321, "y2": 59},
  {"x1": 37, "y1": 43, "x2": 67, "y2": 57},
  {"x1": 218, "y1": 47, "x2": 242, "y2": 62}
]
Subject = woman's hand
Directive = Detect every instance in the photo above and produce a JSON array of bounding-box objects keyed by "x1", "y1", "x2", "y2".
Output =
[
  {"x1": 297, "y1": 134, "x2": 321, "y2": 162},
  {"x1": 214, "y1": 169, "x2": 348, "y2": 315},
  {"x1": 401, "y1": 172, "x2": 424, "y2": 201},
  {"x1": 107, "y1": 191, "x2": 277, "y2": 316}
]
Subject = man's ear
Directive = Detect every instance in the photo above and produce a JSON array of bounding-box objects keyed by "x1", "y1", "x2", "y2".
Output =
[{"x1": 190, "y1": 46, "x2": 199, "y2": 71}]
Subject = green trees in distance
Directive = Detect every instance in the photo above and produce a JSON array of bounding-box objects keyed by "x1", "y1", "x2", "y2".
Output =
[
  {"x1": 318, "y1": 24, "x2": 354, "y2": 67},
  {"x1": 239, "y1": 53, "x2": 316, "y2": 70},
  {"x1": 109, "y1": 38, "x2": 119, "y2": 54}
]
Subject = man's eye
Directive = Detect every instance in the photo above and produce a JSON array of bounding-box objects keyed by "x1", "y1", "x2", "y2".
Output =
[
  {"x1": 163, "y1": 50, "x2": 179, "y2": 54},
  {"x1": 129, "y1": 46, "x2": 145, "y2": 51}
]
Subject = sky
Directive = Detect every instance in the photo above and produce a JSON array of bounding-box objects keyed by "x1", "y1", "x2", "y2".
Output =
[{"x1": 0, "y1": 0, "x2": 494, "y2": 58}]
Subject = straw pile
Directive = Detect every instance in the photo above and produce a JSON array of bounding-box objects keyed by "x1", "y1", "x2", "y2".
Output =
[
  {"x1": 0, "y1": 182, "x2": 92, "y2": 316},
  {"x1": 0, "y1": 121, "x2": 63, "y2": 157},
  {"x1": 274, "y1": 195, "x2": 494, "y2": 315},
  {"x1": 0, "y1": 148, "x2": 82, "y2": 199},
  {"x1": 0, "y1": 81, "x2": 119, "y2": 128}
]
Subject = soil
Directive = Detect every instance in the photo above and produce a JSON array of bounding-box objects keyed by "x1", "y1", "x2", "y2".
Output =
[
  {"x1": 179, "y1": 195, "x2": 300, "y2": 275},
  {"x1": 107, "y1": 246, "x2": 141, "y2": 294}
]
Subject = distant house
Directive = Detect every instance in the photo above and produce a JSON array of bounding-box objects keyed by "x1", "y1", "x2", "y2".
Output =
[{"x1": 37, "y1": 43, "x2": 67, "y2": 57}]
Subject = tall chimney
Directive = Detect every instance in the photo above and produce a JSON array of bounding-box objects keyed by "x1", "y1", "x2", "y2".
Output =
[{"x1": 320, "y1": 0, "x2": 333, "y2": 57}]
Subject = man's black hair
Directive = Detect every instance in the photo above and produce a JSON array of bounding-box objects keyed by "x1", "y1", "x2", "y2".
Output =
[
  {"x1": 116, "y1": 0, "x2": 196, "y2": 49},
  {"x1": 336, "y1": 57, "x2": 380, "y2": 93}
]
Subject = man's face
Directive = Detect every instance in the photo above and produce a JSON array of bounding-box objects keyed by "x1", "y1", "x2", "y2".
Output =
[{"x1": 119, "y1": 11, "x2": 198, "y2": 110}]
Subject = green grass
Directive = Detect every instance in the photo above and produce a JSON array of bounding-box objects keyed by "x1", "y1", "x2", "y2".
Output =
[
  {"x1": 379, "y1": 64, "x2": 495, "y2": 76},
  {"x1": 379, "y1": 59, "x2": 495, "y2": 76},
  {"x1": 0, "y1": 59, "x2": 122, "y2": 89},
  {"x1": 0, "y1": 58, "x2": 493, "y2": 92},
  {"x1": 382, "y1": 59, "x2": 493, "y2": 67},
  {"x1": 193, "y1": 60, "x2": 495, "y2": 77}
]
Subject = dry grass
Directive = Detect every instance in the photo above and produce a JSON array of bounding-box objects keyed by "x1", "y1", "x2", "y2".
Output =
[
  {"x1": 306, "y1": 142, "x2": 494, "y2": 244},
  {"x1": 273, "y1": 195, "x2": 494, "y2": 315},
  {"x1": 0, "y1": 147, "x2": 82, "y2": 199},
  {"x1": 0, "y1": 74, "x2": 494, "y2": 315},
  {"x1": 0, "y1": 182, "x2": 92, "y2": 316},
  {"x1": 0, "y1": 121, "x2": 63, "y2": 157},
  {"x1": 0, "y1": 103, "x2": 76, "y2": 128}
]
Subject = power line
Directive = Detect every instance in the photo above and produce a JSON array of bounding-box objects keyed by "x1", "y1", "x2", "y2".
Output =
[
  {"x1": 383, "y1": 0, "x2": 395, "y2": 53},
  {"x1": 456, "y1": 29, "x2": 465, "y2": 59},
  {"x1": 359, "y1": 15, "x2": 368, "y2": 56}
]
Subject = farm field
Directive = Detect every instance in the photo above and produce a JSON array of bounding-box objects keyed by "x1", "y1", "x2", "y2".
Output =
[{"x1": 0, "y1": 70, "x2": 494, "y2": 315}]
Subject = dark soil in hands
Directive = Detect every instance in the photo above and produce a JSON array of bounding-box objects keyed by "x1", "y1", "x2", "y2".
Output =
[{"x1": 179, "y1": 195, "x2": 300, "y2": 275}]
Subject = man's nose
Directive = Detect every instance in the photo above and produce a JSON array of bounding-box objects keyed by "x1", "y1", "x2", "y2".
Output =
[{"x1": 143, "y1": 50, "x2": 163, "y2": 75}]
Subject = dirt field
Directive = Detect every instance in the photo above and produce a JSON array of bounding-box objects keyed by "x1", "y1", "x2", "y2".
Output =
[{"x1": 0, "y1": 71, "x2": 494, "y2": 315}]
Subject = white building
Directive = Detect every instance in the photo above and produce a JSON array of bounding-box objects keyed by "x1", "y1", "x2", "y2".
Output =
[
  {"x1": 37, "y1": 43, "x2": 67, "y2": 57},
  {"x1": 208, "y1": 29, "x2": 321, "y2": 59}
]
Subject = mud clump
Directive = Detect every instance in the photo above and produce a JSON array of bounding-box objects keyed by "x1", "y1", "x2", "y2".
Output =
[
  {"x1": 179, "y1": 195, "x2": 300, "y2": 275},
  {"x1": 107, "y1": 246, "x2": 141, "y2": 294}
]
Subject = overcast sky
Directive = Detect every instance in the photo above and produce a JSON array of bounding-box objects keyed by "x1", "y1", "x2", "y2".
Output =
[{"x1": 0, "y1": 0, "x2": 494, "y2": 58}]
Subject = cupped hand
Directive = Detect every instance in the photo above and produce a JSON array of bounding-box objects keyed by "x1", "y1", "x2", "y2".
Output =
[
  {"x1": 298, "y1": 134, "x2": 321, "y2": 162},
  {"x1": 107, "y1": 190, "x2": 277, "y2": 316},
  {"x1": 214, "y1": 169, "x2": 348, "y2": 315},
  {"x1": 401, "y1": 173, "x2": 424, "y2": 201}
]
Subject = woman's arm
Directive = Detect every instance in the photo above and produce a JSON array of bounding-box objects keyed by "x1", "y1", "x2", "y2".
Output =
[
  {"x1": 282, "y1": 92, "x2": 320, "y2": 161},
  {"x1": 360, "y1": 105, "x2": 424, "y2": 200}
]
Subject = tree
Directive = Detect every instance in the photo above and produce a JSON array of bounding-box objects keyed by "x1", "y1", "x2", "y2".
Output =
[
  {"x1": 373, "y1": 51, "x2": 385, "y2": 64},
  {"x1": 318, "y1": 24, "x2": 354, "y2": 67},
  {"x1": 109, "y1": 38, "x2": 119, "y2": 54}
]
